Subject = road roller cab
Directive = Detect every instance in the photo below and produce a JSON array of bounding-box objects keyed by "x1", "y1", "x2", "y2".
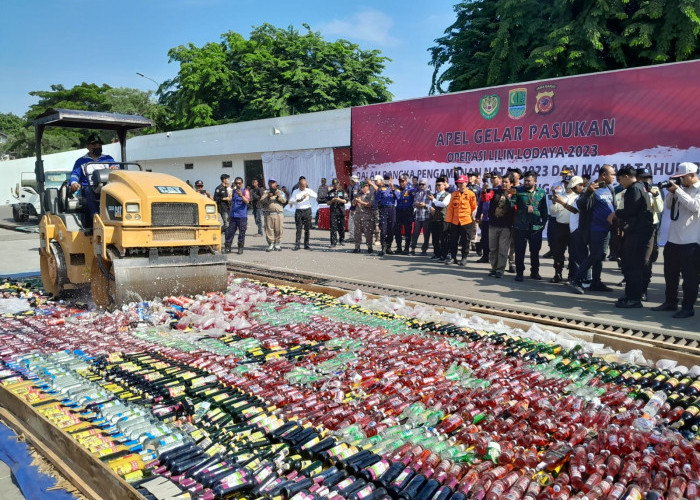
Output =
[{"x1": 34, "y1": 108, "x2": 227, "y2": 308}]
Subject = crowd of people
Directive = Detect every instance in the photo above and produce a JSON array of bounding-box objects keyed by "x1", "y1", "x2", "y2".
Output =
[{"x1": 197, "y1": 161, "x2": 699, "y2": 319}]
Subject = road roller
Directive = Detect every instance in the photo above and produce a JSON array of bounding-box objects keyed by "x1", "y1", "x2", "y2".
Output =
[{"x1": 34, "y1": 108, "x2": 227, "y2": 309}]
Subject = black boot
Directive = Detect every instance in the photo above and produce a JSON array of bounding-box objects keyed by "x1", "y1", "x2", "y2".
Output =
[
  {"x1": 377, "y1": 245, "x2": 385, "y2": 256},
  {"x1": 237, "y1": 242, "x2": 244, "y2": 255},
  {"x1": 224, "y1": 242, "x2": 232, "y2": 253}
]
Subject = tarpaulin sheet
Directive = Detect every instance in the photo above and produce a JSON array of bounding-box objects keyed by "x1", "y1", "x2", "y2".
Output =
[{"x1": 0, "y1": 421, "x2": 77, "y2": 500}]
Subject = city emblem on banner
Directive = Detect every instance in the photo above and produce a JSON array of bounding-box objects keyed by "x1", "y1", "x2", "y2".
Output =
[
  {"x1": 508, "y1": 88, "x2": 527, "y2": 119},
  {"x1": 535, "y1": 84, "x2": 556, "y2": 114},
  {"x1": 479, "y1": 94, "x2": 500, "y2": 120}
]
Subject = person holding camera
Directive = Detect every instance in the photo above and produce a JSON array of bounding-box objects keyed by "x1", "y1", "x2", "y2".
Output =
[
  {"x1": 261, "y1": 178, "x2": 287, "y2": 252},
  {"x1": 214, "y1": 174, "x2": 232, "y2": 233},
  {"x1": 544, "y1": 167, "x2": 574, "y2": 259},
  {"x1": 637, "y1": 168, "x2": 664, "y2": 301},
  {"x1": 569, "y1": 165, "x2": 617, "y2": 294},
  {"x1": 652, "y1": 162, "x2": 700, "y2": 318},
  {"x1": 607, "y1": 166, "x2": 654, "y2": 308},
  {"x1": 224, "y1": 177, "x2": 250, "y2": 254}
]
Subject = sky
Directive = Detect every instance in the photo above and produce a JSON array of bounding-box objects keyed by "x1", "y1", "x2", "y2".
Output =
[{"x1": 0, "y1": 0, "x2": 458, "y2": 117}]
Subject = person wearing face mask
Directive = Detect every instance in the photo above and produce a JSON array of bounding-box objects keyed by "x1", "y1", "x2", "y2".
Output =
[{"x1": 69, "y1": 134, "x2": 116, "y2": 229}]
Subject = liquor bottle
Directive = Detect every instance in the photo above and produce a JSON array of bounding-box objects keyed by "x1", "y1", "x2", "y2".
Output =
[
  {"x1": 501, "y1": 473, "x2": 531, "y2": 500},
  {"x1": 376, "y1": 461, "x2": 405, "y2": 488},
  {"x1": 411, "y1": 478, "x2": 441, "y2": 500},
  {"x1": 538, "y1": 442, "x2": 573, "y2": 471}
]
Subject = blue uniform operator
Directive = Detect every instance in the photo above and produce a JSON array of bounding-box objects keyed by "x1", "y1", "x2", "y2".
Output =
[{"x1": 69, "y1": 134, "x2": 116, "y2": 228}]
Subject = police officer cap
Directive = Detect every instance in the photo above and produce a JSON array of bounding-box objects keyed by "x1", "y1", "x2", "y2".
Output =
[
  {"x1": 220, "y1": 173, "x2": 230, "y2": 180},
  {"x1": 383, "y1": 174, "x2": 391, "y2": 180},
  {"x1": 490, "y1": 171, "x2": 501, "y2": 178},
  {"x1": 86, "y1": 134, "x2": 103, "y2": 144},
  {"x1": 467, "y1": 170, "x2": 479, "y2": 177}
]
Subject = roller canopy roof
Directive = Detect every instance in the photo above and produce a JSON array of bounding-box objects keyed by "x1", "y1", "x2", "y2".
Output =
[{"x1": 33, "y1": 108, "x2": 154, "y2": 130}]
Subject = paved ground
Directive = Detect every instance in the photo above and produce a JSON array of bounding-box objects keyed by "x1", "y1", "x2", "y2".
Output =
[
  {"x1": 0, "y1": 205, "x2": 696, "y2": 335},
  {"x1": 0, "y1": 460, "x2": 24, "y2": 500}
]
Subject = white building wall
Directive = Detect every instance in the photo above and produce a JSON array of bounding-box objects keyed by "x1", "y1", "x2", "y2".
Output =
[{"x1": 0, "y1": 108, "x2": 350, "y2": 205}]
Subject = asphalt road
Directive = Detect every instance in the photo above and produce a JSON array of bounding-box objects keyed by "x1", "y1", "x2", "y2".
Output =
[{"x1": 0, "y1": 204, "x2": 696, "y2": 335}]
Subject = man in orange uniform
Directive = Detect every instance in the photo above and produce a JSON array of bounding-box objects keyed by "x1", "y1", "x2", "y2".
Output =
[{"x1": 445, "y1": 175, "x2": 478, "y2": 266}]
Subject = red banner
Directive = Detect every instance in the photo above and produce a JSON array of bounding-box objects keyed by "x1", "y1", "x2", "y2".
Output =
[{"x1": 352, "y1": 61, "x2": 700, "y2": 191}]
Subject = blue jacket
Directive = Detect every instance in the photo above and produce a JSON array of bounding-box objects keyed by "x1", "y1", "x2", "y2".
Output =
[
  {"x1": 396, "y1": 186, "x2": 415, "y2": 209},
  {"x1": 375, "y1": 185, "x2": 399, "y2": 207},
  {"x1": 230, "y1": 188, "x2": 249, "y2": 218},
  {"x1": 70, "y1": 153, "x2": 116, "y2": 188},
  {"x1": 576, "y1": 186, "x2": 615, "y2": 233}
]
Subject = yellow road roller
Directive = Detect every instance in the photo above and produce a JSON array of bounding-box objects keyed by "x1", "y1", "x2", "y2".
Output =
[{"x1": 34, "y1": 108, "x2": 227, "y2": 308}]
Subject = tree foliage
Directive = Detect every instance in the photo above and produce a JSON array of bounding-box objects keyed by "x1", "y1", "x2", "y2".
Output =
[
  {"x1": 160, "y1": 23, "x2": 393, "y2": 129},
  {"x1": 429, "y1": 0, "x2": 700, "y2": 94},
  {"x1": 7, "y1": 83, "x2": 168, "y2": 158}
]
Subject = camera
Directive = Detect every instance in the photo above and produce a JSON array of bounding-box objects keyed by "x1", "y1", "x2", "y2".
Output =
[{"x1": 657, "y1": 177, "x2": 681, "y2": 190}]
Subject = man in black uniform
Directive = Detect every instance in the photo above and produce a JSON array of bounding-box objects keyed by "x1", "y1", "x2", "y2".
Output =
[
  {"x1": 213, "y1": 174, "x2": 232, "y2": 233},
  {"x1": 608, "y1": 166, "x2": 654, "y2": 309},
  {"x1": 327, "y1": 178, "x2": 347, "y2": 248}
]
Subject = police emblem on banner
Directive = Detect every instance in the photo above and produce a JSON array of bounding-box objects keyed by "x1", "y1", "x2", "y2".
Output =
[
  {"x1": 535, "y1": 84, "x2": 556, "y2": 114},
  {"x1": 508, "y1": 88, "x2": 527, "y2": 119},
  {"x1": 479, "y1": 94, "x2": 500, "y2": 120}
]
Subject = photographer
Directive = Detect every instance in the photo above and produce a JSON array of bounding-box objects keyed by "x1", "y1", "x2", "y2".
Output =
[
  {"x1": 607, "y1": 166, "x2": 654, "y2": 308},
  {"x1": 261, "y1": 178, "x2": 287, "y2": 252},
  {"x1": 638, "y1": 168, "x2": 664, "y2": 301},
  {"x1": 213, "y1": 174, "x2": 232, "y2": 233},
  {"x1": 652, "y1": 162, "x2": 700, "y2": 318}
]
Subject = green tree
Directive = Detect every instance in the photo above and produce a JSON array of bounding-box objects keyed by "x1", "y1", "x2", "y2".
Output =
[
  {"x1": 0, "y1": 113, "x2": 24, "y2": 157},
  {"x1": 8, "y1": 83, "x2": 167, "y2": 158},
  {"x1": 160, "y1": 23, "x2": 393, "y2": 129},
  {"x1": 430, "y1": 0, "x2": 700, "y2": 94}
]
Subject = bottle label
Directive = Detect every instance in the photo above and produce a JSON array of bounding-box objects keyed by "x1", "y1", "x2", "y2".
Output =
[
  {"x1": 391, "y1": 468, "x2": 412, "y2": 487},
  {"x1": 366, "y1": 460, "x2": 390, "y2": 480},
  {"x1": 356, "y1": 485, "x2": 374, "y2": 499},
  {"x1": 334, "y1": 478, "x2": 355, "y2": 491}
]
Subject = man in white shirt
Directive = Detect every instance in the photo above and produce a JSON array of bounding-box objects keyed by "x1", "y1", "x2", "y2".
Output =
[
  {"x1": 652, "y1": 162, "x2": 700, "y2": 318},
  {"x1": 428, "y1": 177, "x2": 452, "y2": 261},
  {"x1": 289, "y1": 177, "x2": 317, "y2": 250},
  {"x1": 549, "y1": 176, "x2": 583, "y2": 283}
]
